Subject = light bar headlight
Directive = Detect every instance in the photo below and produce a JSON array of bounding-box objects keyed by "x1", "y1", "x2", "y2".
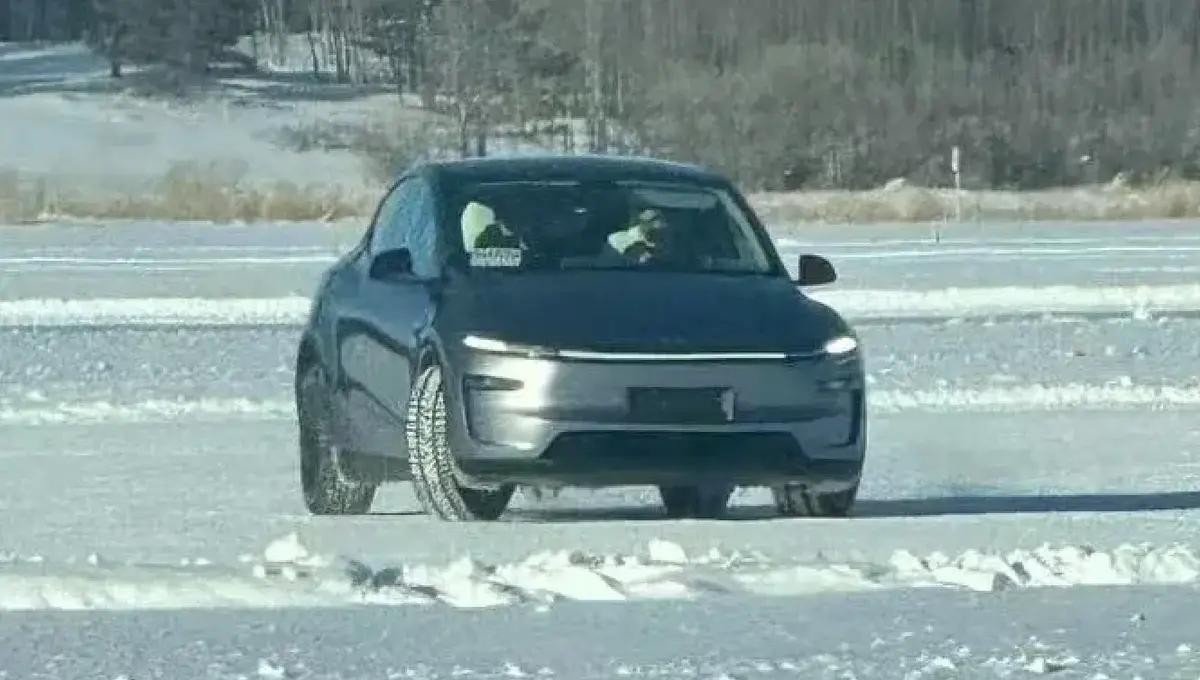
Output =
[
  {"x1": 822, "y1": 335, "x2": 859, "y2": 356},
  {"x1": 464, "y1": 333, "x2": 859, "y2": 361},
  {"x1": 462, "y1": 334, "x2": 558, "y2": 359}
]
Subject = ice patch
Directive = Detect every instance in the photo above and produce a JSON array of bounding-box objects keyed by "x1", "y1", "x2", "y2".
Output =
[
  {"x1": 1, "y1": 537, "x2": 1197, "y2": 611},
  {"x1": 5, "y1": 383, "x2": 1200, "y2": 426}
]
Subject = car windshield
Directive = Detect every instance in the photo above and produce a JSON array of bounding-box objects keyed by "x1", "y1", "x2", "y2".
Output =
[{"x1": 448, "y1": 180, "x2": 776, "y2": 275}]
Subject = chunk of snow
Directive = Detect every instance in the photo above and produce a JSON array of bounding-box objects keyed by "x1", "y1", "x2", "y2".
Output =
[
  {"x1": 2, "y1": 540, "x2": 1199, "y2": 611},
  {"x1": 263, "y1": 533, "x2": 310, "y2": 565},
  {"x1": 646, "y1": 539, "x2": 689, "y2": 564},
  {"x1": 257, "y1": 659, "x2": 288, "y2": 679}
]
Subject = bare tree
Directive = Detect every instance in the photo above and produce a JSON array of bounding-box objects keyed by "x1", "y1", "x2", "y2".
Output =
[{"x1": 38, "y1": 0, "x2": 1197, "y2": 189}]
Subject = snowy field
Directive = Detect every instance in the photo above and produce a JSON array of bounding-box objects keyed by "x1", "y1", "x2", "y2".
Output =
[
  {"x1": 0, "y1": 41, "x2": 380, "y2": 193},
  {"x1": 3, "y1": 218, "x2": 1200, "y2": 678}
]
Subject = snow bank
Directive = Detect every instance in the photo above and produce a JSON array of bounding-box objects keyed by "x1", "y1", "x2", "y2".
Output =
[
  {"x1": 2, "y1": 534, "x2": 1197, "y2": 611},
  {"x1": 0, "y1": 296, "x2": 313, "y2": 327},
  {"x1": 0, "y1": 397, "x2": 295, "y2": 425},
  {"x1": 5, "y1": 381, "x2": 1199, "y2": 426},
  {"x1": 810, "y1": 284, "x2": 1200, "y2": 320},
  {"x1": 5, "y1": 284, "x2": 1200, "y2": 327},
  {"x1": 867, "y1": 382, "x2": 1200, "y2": 412}
]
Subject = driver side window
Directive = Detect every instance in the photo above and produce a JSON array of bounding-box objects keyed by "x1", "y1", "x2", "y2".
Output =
[{"x1": 369, "y1": 179, "x2": 419, "y2": 257}]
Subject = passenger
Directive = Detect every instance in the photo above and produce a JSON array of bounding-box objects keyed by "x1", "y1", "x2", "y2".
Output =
[{"x1": 606, "y1": 208, "x2": 671, "y2": 264}]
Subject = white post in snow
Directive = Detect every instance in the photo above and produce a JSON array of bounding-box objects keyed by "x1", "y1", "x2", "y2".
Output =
[
  {"x1": 951, "y1": 145, "x2": 963, "y2": 222},
  {"x1": 938, "y1": 145, "x2": 963, "y2": 244}
]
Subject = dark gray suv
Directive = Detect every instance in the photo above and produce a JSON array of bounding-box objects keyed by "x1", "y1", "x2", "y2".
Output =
[{"x1": 294, "y1": 155, "x2": 866, "y2": 521}]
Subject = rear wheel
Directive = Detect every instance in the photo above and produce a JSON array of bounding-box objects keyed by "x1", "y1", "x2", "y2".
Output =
[
  {"x1": 297, "y1": 364, "x2": 377, "y2": 515},
  {"x1": 772, "y1": 482, "x2": 858, "y2": 518},
  {"x1": 407, "y1": 363, "x2": 514, "y2": 521},
  {"x1": 658, "y1": 484, "x2": 735, "y2": 519}
]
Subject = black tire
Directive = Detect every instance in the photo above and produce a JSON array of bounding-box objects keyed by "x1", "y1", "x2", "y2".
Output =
[
  {"x1": 658, "y1": 484, "x2": 735, "y2": 519},
  {"x1": 771, "y1": 482, "x2": 858, "y2": 518},
  {"x1": 406, "y1": 363, "x2": 514, "y2": 521},
  {"x1": 297, "y1": 364, "x2": 377, "y2": 515}
]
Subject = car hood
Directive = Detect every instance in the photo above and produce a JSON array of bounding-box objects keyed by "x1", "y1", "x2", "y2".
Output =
[{"x1": 443, "y1": 271, "x2": 849, "y2": 354}]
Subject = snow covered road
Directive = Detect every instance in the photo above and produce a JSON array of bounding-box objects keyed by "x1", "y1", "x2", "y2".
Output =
[
  {"x1": 7, "y1": 587, "x2": 1200, "y2": 679},
  {"x1": 5, "y1": 412, "x2": 1200, "y2": 567},
  {"x1": 3, "y1": 219, "x2": 1200, "y2": 677},
  {"x1": 5, "y1": 218, "x2": 1200, "y2": 298}
]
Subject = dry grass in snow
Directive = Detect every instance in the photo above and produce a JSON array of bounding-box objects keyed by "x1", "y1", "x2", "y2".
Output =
[
  {"x1": 0, "y1": 162, "x2": 375, "y2": 223},
  {"x1": 3, "y1": 163, "x2": 1200, "y2": 225},
  {"x1": 751, "y1": 180, "x2": 1200, "y2": 224}
]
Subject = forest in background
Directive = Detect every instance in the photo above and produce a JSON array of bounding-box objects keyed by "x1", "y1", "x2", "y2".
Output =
[{"x1": 3, "y1": 0, "x2": 1200, "y2": 192}]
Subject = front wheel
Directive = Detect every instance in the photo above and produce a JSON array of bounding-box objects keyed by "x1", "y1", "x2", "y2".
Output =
[
  {"x1": 406, "y1": 363, "x2": 514, "y2": 521},
  {"x1": 297, "y1": 364, "x2": 378, "y2": 515}
]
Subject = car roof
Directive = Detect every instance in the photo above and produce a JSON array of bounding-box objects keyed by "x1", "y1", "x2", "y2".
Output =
[{"x1": 414, "y1": 154, "x2": 730, "y2": 189}]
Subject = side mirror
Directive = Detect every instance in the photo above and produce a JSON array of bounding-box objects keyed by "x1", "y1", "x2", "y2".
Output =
[
  {"x1": 369, "y1": 248, "x2": 413, "y2": 280},
  {"x1": 796, "y1": 254, "x2": 837, "y2": 286}
]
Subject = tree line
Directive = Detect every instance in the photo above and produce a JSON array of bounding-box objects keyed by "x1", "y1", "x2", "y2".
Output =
[{"x1": 4, "y1": 0, "x2": 1200, "y2": 190}]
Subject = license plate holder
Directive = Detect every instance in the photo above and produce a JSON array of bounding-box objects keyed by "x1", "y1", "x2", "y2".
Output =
[{"x1": 627, "y1": 387, "x2": 735, "y2": 424}]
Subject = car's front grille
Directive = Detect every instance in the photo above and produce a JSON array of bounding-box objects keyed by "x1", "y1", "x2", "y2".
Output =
[{"x1": 540, "y1": 431, "x2": 804, "y2": 470}]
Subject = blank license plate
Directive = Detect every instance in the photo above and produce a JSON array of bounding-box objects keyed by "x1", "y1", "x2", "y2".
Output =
[{"x1": 627, "y1": 387, "x2": 734, "y2": 424}]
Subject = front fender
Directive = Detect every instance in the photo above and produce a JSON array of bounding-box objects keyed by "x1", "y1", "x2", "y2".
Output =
[
  {"x1": 302, "y1": 263, "x2": 349, "y2": 386},
  {"x1": 413, "y1": 324, "x2": 450, "y2": 379}
]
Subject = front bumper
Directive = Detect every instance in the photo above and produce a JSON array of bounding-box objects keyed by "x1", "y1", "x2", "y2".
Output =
[{"x1": 444, "y1": 350, "x2": 866, "y2": 488}]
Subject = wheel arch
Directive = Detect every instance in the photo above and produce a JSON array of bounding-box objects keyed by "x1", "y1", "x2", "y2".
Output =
[
  {"x1": 411, "y1": 335, "x2": 462, "y2": 433},
  {"x1": 295, "y1": 331, "x2": 325, "y2": 395},
  {"x1": 412, "y1": 334, "x2": 449, "y2": 378}
]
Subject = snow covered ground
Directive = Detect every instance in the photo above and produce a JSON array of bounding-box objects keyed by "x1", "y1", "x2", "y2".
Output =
[
  {"x1": 8, "y1": 587, "x2": 1200, "y2": 679},
  {"x1": 6, "y1": 35, "x2": 1200, "y2": 679},
  {"x1": 0, "y1": 41, "x2": 391, "y2": 192},
  {"x1": 3, "y1": 218, "x2": 1200, "y2": 677},
  {"x1": 0, "y1": 40, "x2": 536, "y2": 199}
]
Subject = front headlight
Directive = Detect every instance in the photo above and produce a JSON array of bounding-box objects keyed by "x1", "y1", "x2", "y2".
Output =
[
  {"x1": 462, "y1": 334, "x2": 559, "y2": 359},
  {"x1": 823, "y1": 335, "x2": 859, "y2": 356}
]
